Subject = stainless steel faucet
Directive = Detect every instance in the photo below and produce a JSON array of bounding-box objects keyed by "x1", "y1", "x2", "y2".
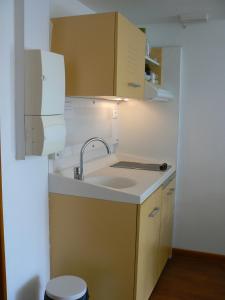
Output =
[{"x1": 74, "y1": 137, "x2": 111, "y2": 180}]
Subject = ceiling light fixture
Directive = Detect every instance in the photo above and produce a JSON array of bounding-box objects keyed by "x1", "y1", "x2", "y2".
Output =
[{"x1": 178, "y1": 13, "x2": 209, "y2": 28}]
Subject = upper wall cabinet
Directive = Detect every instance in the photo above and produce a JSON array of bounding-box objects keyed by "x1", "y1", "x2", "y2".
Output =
[{"x1": 51, "y1": 12, "x2": 146, "y2": 99}]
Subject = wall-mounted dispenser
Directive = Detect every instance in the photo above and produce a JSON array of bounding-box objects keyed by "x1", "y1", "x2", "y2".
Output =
[{"x1": 25, "y1": 50, "x2": 66, "y2": 156}]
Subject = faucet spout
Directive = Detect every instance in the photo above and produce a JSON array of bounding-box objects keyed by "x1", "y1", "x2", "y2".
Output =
[{"x1": 74, "y1": 137, "x2": 111, "y2": 180}]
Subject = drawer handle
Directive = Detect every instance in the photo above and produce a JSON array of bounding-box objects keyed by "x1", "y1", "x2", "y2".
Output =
[
  {"x1": 148, "y1": 207, "x2": 160, "y2": 218},
  {"x1": 128, "y1": 82, "x2": 141, "y2": 88},
  {"x1": 170, "y1": 188, "x2": 175, "y2": 192}
]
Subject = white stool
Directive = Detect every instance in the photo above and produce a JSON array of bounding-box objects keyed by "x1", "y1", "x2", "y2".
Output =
[{"x1": 45, "y1": 276, "x2": 88, "y2": 300}]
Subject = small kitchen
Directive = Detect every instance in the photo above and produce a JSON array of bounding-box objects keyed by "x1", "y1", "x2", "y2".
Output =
[
  {"x1": 1, "y1": 0, "x2": 225, "y2": 300},
  {"x1": 46, "y1": 10, "x2": 180, "y2": 300}
]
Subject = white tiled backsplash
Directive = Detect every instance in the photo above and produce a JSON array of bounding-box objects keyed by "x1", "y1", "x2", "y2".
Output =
[{"x1": 51, "y1": 97, "x2": 120, "y2": 171}]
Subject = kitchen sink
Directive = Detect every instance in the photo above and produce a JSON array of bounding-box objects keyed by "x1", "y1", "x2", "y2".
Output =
[{"x1": 85, "y1": 176, "x2": 136, "y2": 189}]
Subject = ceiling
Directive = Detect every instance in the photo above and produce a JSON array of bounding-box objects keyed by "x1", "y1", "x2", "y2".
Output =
[
  {"x1": 50, "y1": 0, "x2": 94, "y2": 18},
  {"x1": 77, "y1": 0, "x2": 225, "y2": 24}
]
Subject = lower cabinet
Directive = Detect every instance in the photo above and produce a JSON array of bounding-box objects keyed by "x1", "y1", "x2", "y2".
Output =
[
  {"x1": 49, "y1": 175, "x2": 175, "y2": 300},
  {"x1": 135, "y1": 187, "x2": 162, "y2": 299},
  {"x1": 158, "y1": 177, "x2": 176, "y2": 276}
]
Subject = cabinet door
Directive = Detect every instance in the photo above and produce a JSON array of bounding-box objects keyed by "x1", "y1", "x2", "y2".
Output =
[
  {"x1": 115, "y1": 13, "x2": 145, "y2": 99},
  {"x1": 51, "y1": 13, "x2": 116, "y2": 97},
  {"x1": 158, "y1": 177, "x2": 176, "y2": 275},
  {"x1": 50, "y1": 194, "x2": 138, "y2": 300},
  {"x1": 135, "y1": 188, "x2": 162, "y2": 300}
]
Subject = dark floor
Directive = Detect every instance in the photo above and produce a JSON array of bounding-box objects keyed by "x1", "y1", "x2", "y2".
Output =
[{"x1": 150, "y1": 250, "x2": 225, "y2": 300}]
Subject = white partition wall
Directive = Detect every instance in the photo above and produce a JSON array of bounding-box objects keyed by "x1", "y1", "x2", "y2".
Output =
[
  {"x1": 146, "y1": 21, "x2": 225, "y2": 255},
  {"x1": 0, "y1": 1, "x2": 50, "y2": 299},
  {"x1": 118, "y1": 47, "x2": 182, "y2": 165}
]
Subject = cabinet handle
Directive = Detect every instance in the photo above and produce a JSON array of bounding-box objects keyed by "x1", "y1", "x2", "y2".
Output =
[
  {"x1": 148, "y1": 207, "x2": 160, "y2": 218},
  {"x1": 128, "y1": 82, "x2": 141, "y2": 88},
  {"x1": 170, "y1": 188, "x2": 175, "y2": 192}
]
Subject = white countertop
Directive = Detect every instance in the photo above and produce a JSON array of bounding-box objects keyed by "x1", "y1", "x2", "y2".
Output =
[{"x1": 49, "y1": 154, "x2": 176, "y2": 204}]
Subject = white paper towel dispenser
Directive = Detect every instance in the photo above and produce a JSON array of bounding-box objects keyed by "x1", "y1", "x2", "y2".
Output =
[
  {"x1": 25, "y1": 49, "x2": 66, "y2": 156},
  {"x1": 25, "y1": 115, "x2": 66, "y2": 156}
]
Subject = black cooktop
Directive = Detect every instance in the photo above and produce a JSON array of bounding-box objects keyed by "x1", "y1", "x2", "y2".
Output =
[{"x1": 110, "y1": 161, "x2": 171, "y2": 171}]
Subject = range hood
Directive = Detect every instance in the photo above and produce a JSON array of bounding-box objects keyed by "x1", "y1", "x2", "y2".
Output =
[{"x1": 144, "y1": 81, "x2": 174, "y2": 102}]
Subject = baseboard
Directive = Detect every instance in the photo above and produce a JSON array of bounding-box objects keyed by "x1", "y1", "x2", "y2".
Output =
[{"x1": 173, "y1": 248, "x2": 225, "y2": 262}]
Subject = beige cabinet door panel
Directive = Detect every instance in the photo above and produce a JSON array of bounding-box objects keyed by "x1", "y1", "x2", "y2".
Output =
[
  {"x1": 51, "y1": 13, "x2": 116, "y2": 97},
  {"x1": 50, "y1": 194, "x2": 138, "y2": 300},
  {"x1": 51, "y1": 12, "x2": 146, "y2": 99},
  {"x1": 135, "y1": 187, "x2": 162, "y2": 300},
  {"x1": 158, "y1": 177, "x2": 176, "y2": 275},
  {"x1": 115, "y1": 13, "x2": 145, "y2": 99}
]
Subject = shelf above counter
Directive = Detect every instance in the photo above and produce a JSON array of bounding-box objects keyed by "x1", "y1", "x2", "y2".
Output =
[
  {"x1": 144, "y1": 80, "x2": 174, "y2": 101},
  {"x1": 145, "y1": 56, "x2": 160, "y2": 66}
]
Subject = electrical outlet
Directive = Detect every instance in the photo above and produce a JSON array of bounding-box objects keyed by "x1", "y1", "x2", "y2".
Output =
[
  {"x1": 112, "y1": 108, "x2": 118, "y2": 119},
  {"x1": 53, "y1": 151, "x2": 63, "y2": 160}
]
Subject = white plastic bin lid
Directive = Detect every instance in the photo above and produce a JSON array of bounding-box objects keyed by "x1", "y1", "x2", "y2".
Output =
[{"x1": 46, "y1": 276, "x2": 87, "y2": 300}]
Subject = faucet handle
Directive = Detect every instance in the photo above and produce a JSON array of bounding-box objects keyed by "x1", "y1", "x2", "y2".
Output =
[{"x1": 74, "y1": 166, "x2": 81, "y2": 180}]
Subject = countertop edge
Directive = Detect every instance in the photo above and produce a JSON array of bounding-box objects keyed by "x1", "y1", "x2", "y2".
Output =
[{"x1": 49, "y1": 167, "x2": 176, "y2": 205}]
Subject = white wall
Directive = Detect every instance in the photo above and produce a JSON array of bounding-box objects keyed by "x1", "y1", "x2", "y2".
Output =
[
  {"x1": 0, "y1": 0, "x2": 50, "y2": 299},
  {"x1": 119, "y1": 47, "x2": 181, "y2": 165},
  {"x1": 53, "y1": 99, "x2": 119, "y2": 172},
  {"x1": 50, "y1": 0, "x2": 94, "y2": 17},
  {"x1": 145, "y1": 21, "x2": 225, "y2": 255}
]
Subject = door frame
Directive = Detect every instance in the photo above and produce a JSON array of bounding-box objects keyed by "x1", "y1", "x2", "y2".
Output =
[
  {"x1": 0, "y1": 1, "x2": 7, "y2": 297},
  {"x1": 0, "y1": 152, "x2": 7, "y2": 300}
]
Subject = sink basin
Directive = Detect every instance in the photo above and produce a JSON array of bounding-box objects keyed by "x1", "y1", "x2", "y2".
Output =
[{"x1": 85, "y1": 176, "x2": 136, "y2": 189}]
